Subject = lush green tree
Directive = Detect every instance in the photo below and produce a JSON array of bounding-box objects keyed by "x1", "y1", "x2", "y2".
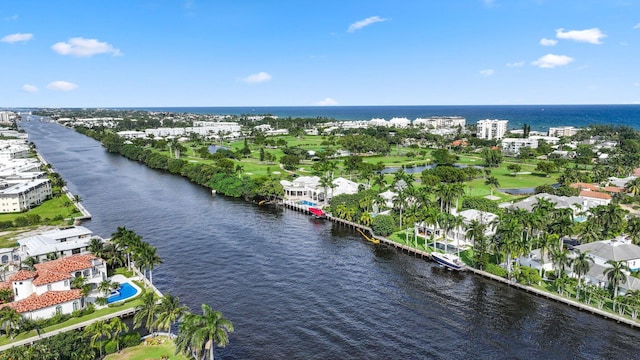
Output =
[
  {"x1": 371, "y1": 214, "x2": 396, "y2": 236},
  {"x1": 154, "y1": 293, "x2": 189, "y2": 335},
  {"x1": 481, "y1": 148, "x2": 503, "y2": 168},
  {"x1": 535, "y1": 161, "x2": 556, "y2": 177},
  {"x1": 484, "y1": 176, "x2": 500, "y2": 198},
  {"x1": 109, "y1": 317, "x2": 129, "y2": 352},
  {"x1": 0, "y1": 307, "x2": 22, "y2": 339},
  {"x1": 572, "y1": 250, "x2": 593, "y2": 299},
  {"x1": 84, "y1": 319, "x2": 111, "y2": 358},
  {"x1": 175, "y1": 304, "x2": 234, "y2": 360},
  {"x1": 133, "y1": 291, "x2": 159, "y2": 334},
  {"x1": 431, "y1": 148, "x2": 459, "y2": 166},
  {"x1": 604, "y1": 260, "x2": 629, "y2": 301}
]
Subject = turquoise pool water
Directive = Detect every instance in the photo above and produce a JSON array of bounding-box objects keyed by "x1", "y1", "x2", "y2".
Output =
[
  {"x1": 298, "y1": 200, "x2": 317, "y2": 206},
  {"x1": 107, "y1": 282, "x2": 138, "y2": 303}
]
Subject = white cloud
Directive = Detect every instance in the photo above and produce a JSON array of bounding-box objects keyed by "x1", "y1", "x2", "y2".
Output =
[
  {"x1": 480, "y1": 69, "x2": 495, "y2": 77},
  {"x1": 241, "y1": 72, "x2": 272, "y2": 83},
  {"x1": 556, "y1": 28, "x2": 606, "y2": 44},
  {"x1": 316, "y1": 97, "x2": 338, "y2": 106},
  {"x1": 531, "y1": 54, "x2": 574, "y2": 68},
  {"x1": 347, "y1": 16, "x2": 387, "y2": 32},
  {"x1": 1, "y1": 33, "x2": 33, "y2": 43},
  {"x1": 51, "y1": 37, "x2": 121, "y2": 57},
  {"x1": 506, "y1": 61, "x2": 525, "y2": 67},
  {"x1": 540, "y1": 38, "x2": 557, "y2": 46},
  {"x1": 633, "y1": 23, "x2": 640, "y2": 30},
  {"x1": 3, "y1": 14, "x2": 18, "y2": 21},
  {"x1": 47, "y1": 81, "x2": 78, "y2": 91},
  {"x1": 22, "y1": 84, "x2": 38, "y2": 93}
]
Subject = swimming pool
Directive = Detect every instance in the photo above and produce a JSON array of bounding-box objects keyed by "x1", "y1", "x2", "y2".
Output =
[
  {"x1": 297, "y1": 200, "x2": 317, "y2": 206},
  {"x1": 107, "y1": 282, "x2": 139, "y2": 303}
]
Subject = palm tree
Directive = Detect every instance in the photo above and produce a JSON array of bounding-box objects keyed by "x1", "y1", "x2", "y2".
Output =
[
  {"x1": 175, "y1": 304, "x2": 234, "y2": 360},
  {"x1": 494, "y1": 214, "x2": 523, "y2": 279},
  {"x1": 624, "y1": 177, "x2": 640, "y2": 197},
  {"x1": 466, "y1": 219, "x2": 487, "y2": 268},
  {"x1": 604, "y1": 259, "x2": 630, "y2": 302},
  {"x1": 578, "y1": 220, "x2": 601, "y2": 244},
  {"x1": 359, "y1": 211, "x2": 373, "y2": 227},
  {"x1": 626, "y1": 216, "x2": 640, "y2": 245},
  {"x1": 0, "y1": 307, "x2": 22, "y2": 339},
  {"x1": 154, "y1": 293, "x2": 189, "y2": 336},
  {"x1": 133, "y1": 291, "x2": 158, "y2": 335},
  {"x1": 111, "y1": 227, "x2": 142, "y2": 270},
  {"x1": 136, "y1": 242, "x2": 163, "y2": 285},
  {"x1": 98, "y1": 279, "x2": 113, "y2": 297},
  {"x1": 549, "y1": 246, "x2": 571, "y2": 279},
  {"x1": 537, "y1": 233, "x2": 557, "y2": 280},
  {"x1": 572, "y1": 250, "x2": 593, "y2": 299},
  {"x1": 109, "y1": 317, "x2": 129, "y2": 352},
  {"x1": 87, "y1": 238, "x2": 104, "y2": 258},
  {"x1": 84, "y1": 319, "x2": 111, "y2": 358},
  {"x1": 484, "y1": 176, "x2": 500, "y2": 198},
  {"x1": 392, "y1": 190, "x2": 407, "y2": 228}
]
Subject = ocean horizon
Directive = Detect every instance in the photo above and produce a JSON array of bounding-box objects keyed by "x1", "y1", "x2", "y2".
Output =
[{"x1": 127, "y1": 104, "x2": 640, "y2": 132}]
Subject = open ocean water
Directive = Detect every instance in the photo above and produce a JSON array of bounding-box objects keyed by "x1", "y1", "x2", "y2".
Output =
[{"x1": 131, "y1": 104, "x2": 640, "y2": 131}]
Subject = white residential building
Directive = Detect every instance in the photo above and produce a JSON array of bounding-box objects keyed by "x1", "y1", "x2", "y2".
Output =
[
  {"x1": 17, "y1": 226, "x2": 103, "y2": 262},
  {"x1": 528, "y1": 135, "x2": 560, "y2": 145},
  {"x1": 369, "y1": 118, "x2": 388, "y2": 127},
  {"x1": 477, "y1": 119, "x2": 508, "y2": 140},
  {"x1": 548, "y1": 126, "x2": 579, "y2": 137},
  {"x1": 389, "y1": 117, "x2": 411, "y2": 128},
  {"x1": 501, "y1": 138, "x2": 539, "y2": 155},
  {"x1": 280, "y1": 176, "x2": 360, "y2": 204},
  {"x1": 0, "y1": 178, "x2": 52, "y2": 213},
  {"x1": 413, "y1": 116, "x2": 466, "y2": 129}
]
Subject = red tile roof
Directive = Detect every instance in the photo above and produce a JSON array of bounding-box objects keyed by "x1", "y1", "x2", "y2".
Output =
[
  {"x1": 9, "y1": 270, "x2": 37, "y2": 282},
  {"x1": 579, "y1": 190, "x2": 612, "y2": 200},
  {"x1": 32, "y1": 269, "x2": 71, "y2": 286},
  {"x1": 0, "y1": 281, "x2": 11, "y2": 291},
  {"x1": 604, "y1": 186, "x2": 624, "y2": 193},
  {"x1": 6, "y1": 289, "x2": 82, "y2": 313},
  {"x1": 570, "y1": 182, "x2": 600, "y2": 191},
  {"x1": 35, "y1": 254, "x2": 96, "y2": 274}
]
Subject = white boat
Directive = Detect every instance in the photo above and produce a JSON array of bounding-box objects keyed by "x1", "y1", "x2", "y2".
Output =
[{"x1": 431, "y1": 252, "x2": 466, "y2": 271}]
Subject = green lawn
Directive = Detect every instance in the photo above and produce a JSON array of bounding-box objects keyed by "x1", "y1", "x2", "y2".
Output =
[{"x1": 104, "y1": 336, "x2": 190, "y2": 360}]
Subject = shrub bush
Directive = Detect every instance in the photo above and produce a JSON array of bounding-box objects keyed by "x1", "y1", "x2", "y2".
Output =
[
  {"x1": 122, "y1": 332, "x2": 141, "y2": 347},
  {"x1": 371, "y1": 215, "x2": 396, "y2": 236},
  {"x1": 104, "y1": 339, "x2": 118, "y2": 354}
]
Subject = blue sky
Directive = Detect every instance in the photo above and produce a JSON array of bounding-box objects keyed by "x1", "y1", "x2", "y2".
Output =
[{"x1": 1, "y1": 0, "x2": 639, "y2": 107}]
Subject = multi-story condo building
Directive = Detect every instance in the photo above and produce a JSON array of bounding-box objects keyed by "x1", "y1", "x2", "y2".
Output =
[
  {"x1": 413, "y1": 116, "x2": 466, "y2": 129},
  {"x1": 548, "y1": 126, "x2": 579, "y2": 137},
  {"x1": 477, "y1": 119, "x2": 508, "y2": 140}
]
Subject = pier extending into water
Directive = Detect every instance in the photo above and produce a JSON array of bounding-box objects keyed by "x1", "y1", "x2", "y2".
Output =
[{"x1": 282, "y1": 200, "x2": 640, "y2": 329}]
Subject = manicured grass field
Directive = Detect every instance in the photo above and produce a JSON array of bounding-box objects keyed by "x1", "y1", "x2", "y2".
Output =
[{"x1": 104, "y1": 336, "x2": 190, "y2": 360}]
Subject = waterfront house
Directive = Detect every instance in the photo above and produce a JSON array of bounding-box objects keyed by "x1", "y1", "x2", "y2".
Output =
[
  {"x1": 414, "y1": 209, "x2": 498, "y2": 247},
  {"x1": 571, "y1": 237, "x2": 640, "y2": 292},
  {"x1": 281, "y1": 176, "x2": 360, "y2": 204},
  {"x1": 1, "y1": 254, "x2": 107, "y2": 320},
  {"x1": 519, "y1": 249, "x2": 554, "y2": 273},
  {"x1": 17, "y1": 226, "x2": 104, "y2": 262}
]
